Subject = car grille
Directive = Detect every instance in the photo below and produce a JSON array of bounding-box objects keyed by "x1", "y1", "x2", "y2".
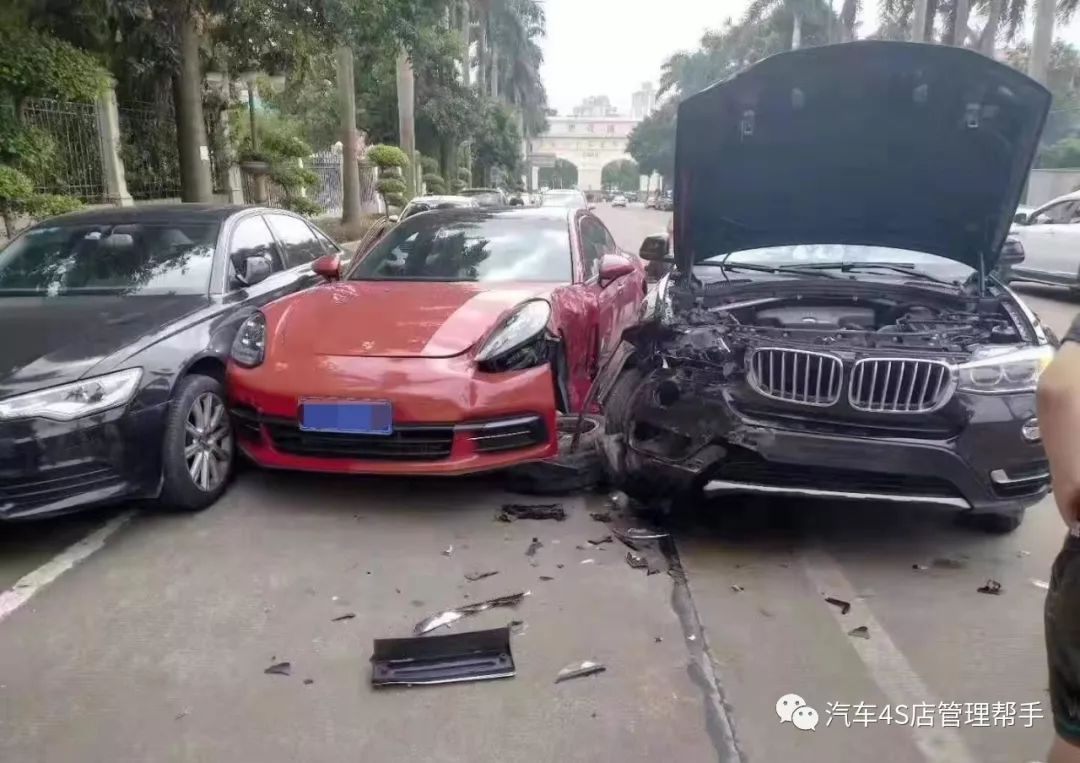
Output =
[
  {"x1": 714, "y1": 456, "x2": 961, "y2": 498},
  {"x1": 747, "y1": 348, "x2": 843, "y2": 406},
  {"x1": 463, "y1": 416, "x2": 548, "y2": 454},
  {"x1": 265, "y1": 423, "x2": 454, "y2": 461},
  {"x1": 849, "y1": 358, "x2": 954, "y2": 413},
  {"x1": 0, "y1": 462, "x2": 124, "y2": 511}
]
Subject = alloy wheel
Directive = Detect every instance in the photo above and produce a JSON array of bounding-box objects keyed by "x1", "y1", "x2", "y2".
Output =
[{"x1": 184, "y1": 391, "x2": 233, "y2": 492}]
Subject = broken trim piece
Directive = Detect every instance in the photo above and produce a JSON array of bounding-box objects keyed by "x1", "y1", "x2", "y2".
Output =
[
  {"x1": 703, "y1": 479, "x2": 971, "y2": 509},
  {"x1": 413, "y1": 591, "x2": 531, "y2": 636},
  {"x1": 371, "y1": 627, "x2": 515, "y2": 687}
]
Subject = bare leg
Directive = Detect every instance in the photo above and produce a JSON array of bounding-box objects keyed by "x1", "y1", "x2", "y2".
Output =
[{"x1": 1050, "y1": 734, "x2": 1080, "y2": 763}]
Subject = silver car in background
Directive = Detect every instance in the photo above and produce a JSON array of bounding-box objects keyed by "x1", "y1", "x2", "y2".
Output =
[{"x1": 1007, "y1": 191, "x2": 1080, "y2": 293}]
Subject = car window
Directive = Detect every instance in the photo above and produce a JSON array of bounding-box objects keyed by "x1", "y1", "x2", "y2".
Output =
[
  {"x1": 309, "y1": 224, "x2": 339, "y2": 254},
  {"x1": 1033, "y1": 200, "x2": 1080, "y2": 224},
  {"x1": 578, "y1": 217, "x2": 610, "y2": 280},
  {"x1": 0, "y1": 221, "x2": 220, "y2": 296},
  {"x1": 228, "y1": 216, "x2": 284, "y2": 287},
  {"x1": 266, "y1": 213, "x2": 324, "y2": 267},
  {"x1": 350, "y1": 214, "x2": 572, "y2": 283}
]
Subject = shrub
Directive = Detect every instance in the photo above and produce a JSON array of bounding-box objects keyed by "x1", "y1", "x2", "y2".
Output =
[
  {"x1": 261, "y1": 132, "x2": 311, "y2": 160},
  {"x1": 0, "y1": 164, "x2": 34, "y2": 235},
  {"x1": 451, "y1": 179, "x2": 466, "y2": 192},
  {"x1": 423, "y1": 173, "x2": 447, "y2": 194},
  {"x1": 420, "y1": 155, "x2": 439, "y2": 174},
  {"x1": 458, "y1": 166, "x2": 472, "y2": 182},
  {"x1": 367, "y1": 144, "x2": 410, "y2": 169},
  {"x1": 377, "y1": 178, "x2": 406, "y2": 196},
  {"x1": 282, "y1": 196, "x2": 323, "y2": 217},
  {"x1": 28, "y1": 193, "x2": 82, "y2": 218},
  {"x1": 384, "y1": 193, "x2": 406, "y2": 209}
]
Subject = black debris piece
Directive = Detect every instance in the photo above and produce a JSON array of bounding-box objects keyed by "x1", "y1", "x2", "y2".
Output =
[
  {"x1": 526, "y1": 538, "x2": 543, "y2": 557},
  {"x1": 848, "y1": 626, "x2": 870, "y2": 639},
  {"x1": 932, "y1": 557, "x2": 966, "y2": 570},
  {"x1": 539, "y1": 576, "x2": 555, "y2": 581},
  {"x1": 590, "y1": 512, "x2": 612, "y2": 523},
  {"x1": 912, "y1": 564, "x2": 928, "y2": 571},
  {"x1": 654, "y1": 636, "x2": 663, "y2": 643},
  {"x1": 759, "y1": 608, "x2": 774, "y2": 618},
  {"x1": 978, "y1": 579, "x2": 1003, "y2": 595},
  {"x1": 303, "y1": 678, "x2": 314, "y2": 685},
  {"x1": 825, "y1": 597, "x2": 851, "y2": 615},
  {"x1": 443, "y1": 545, "x2": 454, "y2": 557},
  {"x1": 498, "y1": 503, "x2": 567, "y2": 522},
  {"x1": 626, "y1": 551, "x2": 648, "y2": 569},
  {"x1": 555, "y1": 660, "x2": 607, "y2": 683},
  {"x1": 465, "y1": 570, "x2": 499, "y2": 582},
  {"x1": 174, "y1": 711, "x2": 188, "y2": 721},
  {"x1": 508, "y1": 619, "x2": 528, "y2": 635},
  {"x1": 588, "y1": 535, "x2": 614, "y2": 547},
  {"x1": 731, "y1": 584, "x2": 744, "y2": 593},
  {"x1": 265, "y1": 662, "x2": 292, "y2": 676},
  {"x1": 613, "y1": 527, "x2": 669, "y2": 546},
  {"x1": 414, "y1": 591, "x2": 531, "y2": 636},
  {"x1": 331, "y1": 613, "x2": 356, "y2": 622},
  {"x1": 371, "y1": 627, "x2": 515, "y2": 687},
  {"x1": 556, "y1": 564, "x2": 565, "y2": 569},
  {"x1": 608, "y1": 491, "x2": 630, "y2": 511}
]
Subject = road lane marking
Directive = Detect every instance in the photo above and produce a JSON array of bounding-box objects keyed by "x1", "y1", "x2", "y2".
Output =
[
  {"x1": 800, "y1": 546, "x2": 978, "y2": 763},
  {"x1": 0, "y1": 511, "x2": 134, "y2": 624}
]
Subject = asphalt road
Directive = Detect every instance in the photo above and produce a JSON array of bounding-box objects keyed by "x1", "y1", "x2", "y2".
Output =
[{"x1": 1, "y1": 203, "x2": 1077, "y2": 763}]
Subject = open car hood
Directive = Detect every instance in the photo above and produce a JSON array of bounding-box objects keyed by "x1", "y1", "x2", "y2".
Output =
[{"x1": 674, "y1": 41, "x2": 1050, "y2": 273}]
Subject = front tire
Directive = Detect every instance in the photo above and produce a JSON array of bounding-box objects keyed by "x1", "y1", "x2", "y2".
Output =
[
  {"x1": 964, "y1": 509, "x2": 1025, "y2": 534},
  {"x1": 160, "y1": 375, "x2": 235, "y2": 512}
]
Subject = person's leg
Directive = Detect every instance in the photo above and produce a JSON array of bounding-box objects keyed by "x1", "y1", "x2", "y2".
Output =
[{"x1": 1047, "y1": 536, "x2": 1080, "y2": 760}]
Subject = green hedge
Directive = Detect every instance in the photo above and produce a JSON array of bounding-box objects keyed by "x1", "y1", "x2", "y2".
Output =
[{"x1": 367, "y1": 144, "x2": 410, "y2": 168}]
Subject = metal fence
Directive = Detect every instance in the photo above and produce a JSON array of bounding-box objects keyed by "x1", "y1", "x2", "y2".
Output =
[
  {"x1": 117, "y1": 101, "x2": 182, "y2": 200},
  {"x1": 309, "y1": 150, "x2": 342, "y2": 217},
  {"x1": 11, "y1": 99, "x2": 105, "y2": 202}
]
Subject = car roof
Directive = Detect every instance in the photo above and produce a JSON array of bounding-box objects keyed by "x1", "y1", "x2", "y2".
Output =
[
  {"x1": 408, "y1": 195, "x2": 475, "y2": 205},
  {"x1": 35, "y1": 203, "x2": 269, "y2": 227},
  {"x1": 393, "y1": 205, "x2": 574, "y2": 227},
  {"x1": 1040, "y1": 190, "x2": 1080, "y2": 206}
]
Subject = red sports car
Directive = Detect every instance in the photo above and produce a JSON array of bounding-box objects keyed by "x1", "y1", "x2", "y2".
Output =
[{"x1": 226, "y1": 206, "x2": 646, "y2": 475}]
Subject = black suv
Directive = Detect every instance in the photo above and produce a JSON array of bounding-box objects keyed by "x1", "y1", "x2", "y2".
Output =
[{"x1": 602, "y1": 42, "x2": 1055, "y2": 533}]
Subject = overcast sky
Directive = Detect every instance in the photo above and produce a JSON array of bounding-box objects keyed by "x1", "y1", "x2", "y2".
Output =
[{"x1": 538, "y1": 0, "x2": 1080, "y2": 116}]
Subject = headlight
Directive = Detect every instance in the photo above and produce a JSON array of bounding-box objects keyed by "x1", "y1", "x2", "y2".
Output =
[
  {"x1": 0, "y1": 368, "x2": 142, "y2": 422},
  {"x1": 231, "y1": 312, "x2": 267, "y2": 368},
  {"x1": 475, "y1": 300, "x2": 551, "y2": 371},
  {"x1": 957, "y1": 345, "x2": 1054, "y2": 394}
]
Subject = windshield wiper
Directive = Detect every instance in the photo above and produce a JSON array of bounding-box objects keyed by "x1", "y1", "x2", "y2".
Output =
[
  {"x1": 779, "y1": 261, "x2": 956, "y2": 286},
  {"x1": 696, "y1": 260, "x2": 840, "y2": 279}
]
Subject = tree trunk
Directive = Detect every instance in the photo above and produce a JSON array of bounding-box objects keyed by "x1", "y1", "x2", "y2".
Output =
[
  {"x1": 911, "y1": 0, "x2": 929, "y2": 41},
  {"x1": 791, "y1": 12, "x2": 802, "y2": 50},
  {"x1": 175, "y1": 15, "x2": 212, "y2": 202},
  {"x1": 460, "y1": 0, "x2": 471, "y2": 88},
  {"x1": 954, "y1": 0, "x2": 970, "y2": 46},
  {"x1": 1030, "y1": 0, "x2": 1055, "y2": 84},
  {"x1": 396, "y1": 49, "x2": 417, "y2": 198},
  {"x1": 337, "y1": 45, "x2": 364, "y2": 235},
  {"x1": 978, "y1": 0, "x2": 1002, "y2": 54},
  {"x1": 440, "y1": 136, "x2": 456, "y2": 186},
  {"x1": 477, "y1": 14, "x2": 487, "y2": 94},
  {"x1": 490, "y1": 48, "x2": 499, "y2": 99}
]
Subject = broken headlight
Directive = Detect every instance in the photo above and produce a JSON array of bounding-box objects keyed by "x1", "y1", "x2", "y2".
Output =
[
  {"x1": 0, "y1": 368, "x2": 142, "y2": 421},
  {"x1": 476, "y1": 300, "x2": 552, "y2": 373},
  {"x1": 957, "y1": 344, "x2": 1054, "y2": 394},
  {"x1": 231, "y1": 312, "x2": 267, "y2": 368}
]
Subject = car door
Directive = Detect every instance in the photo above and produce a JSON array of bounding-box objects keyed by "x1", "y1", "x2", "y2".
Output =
[
  {"x1": 1011, "y1": 198, "x2": 1080, "y2": 284},
  {"x1": 593, "y1": 218, "x2": 645, "y2": 346},
  {"x1": 577, "y1": 215, "x2": 622, "y2": 378},
  {"x1": 220, "y1": 213, "x2": 322, "y2": 312}
]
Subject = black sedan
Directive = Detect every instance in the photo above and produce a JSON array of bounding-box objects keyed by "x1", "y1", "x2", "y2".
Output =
[{"x1": 0, "y1": 204, "x2": 343, "y2": 519}]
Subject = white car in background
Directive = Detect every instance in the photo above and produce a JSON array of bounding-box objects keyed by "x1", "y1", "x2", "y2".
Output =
[
  {"x1": 612, "y1": 195, "x2": 627, "y2": 208},
  {"x1": 1007, "y1": 191, "x2": 1080, "y2": 293}
]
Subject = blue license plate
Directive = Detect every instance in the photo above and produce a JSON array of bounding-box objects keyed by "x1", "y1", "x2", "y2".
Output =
[{"x1": 299, "y1": 400, "x2": 393, "y2": 435}]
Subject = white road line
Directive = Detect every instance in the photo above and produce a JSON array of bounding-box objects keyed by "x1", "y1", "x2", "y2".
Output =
[
  {"x1": 801, "y1": 546, "x2": 978, "y2": 763},
  {"x1": 0, "y1": 511, "x2": 134, "y2": 623}
]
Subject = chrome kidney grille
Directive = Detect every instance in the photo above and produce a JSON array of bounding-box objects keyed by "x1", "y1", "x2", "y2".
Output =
[
  {"x1": 849, "y1": 358, "x2": 954, "y2": 413},
  {"x1": 747, "y1": 348, "x2": 843, "y2": 406}
]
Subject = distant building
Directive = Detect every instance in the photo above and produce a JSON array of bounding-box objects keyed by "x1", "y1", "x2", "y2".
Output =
[
  {"x1": 572, "y1": 95, "x2": 619, "y2": 118},
  {"x1": 631, "y1": 82, "x2": 656, "y2": 119}
]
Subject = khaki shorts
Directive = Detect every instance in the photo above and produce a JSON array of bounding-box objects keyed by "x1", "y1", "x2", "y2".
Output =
[{"x1": 1046, "y1": 533, "x2": 1080, "y2": 743}]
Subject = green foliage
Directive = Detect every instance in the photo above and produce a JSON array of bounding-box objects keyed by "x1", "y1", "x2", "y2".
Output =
[
  {"x1": 282, "y1": 196, "x2": 323, "y2": 217},
  {"x1": 627, "y1": 102, "x2": 676, "y2": 184},
  {"x1": 602, "y1": 159, "x2": 640, "y2": 191},
  {"x1": 0, "y1": 23, "x2": 109, "y2": 105},
  {"x1": 1005, "y1": 41, "x2": 1080, "y2": 147},
  {"x1": 270, "y1": 163, "x2": 319, "y2": 191},
  {"x1": 377, "y1": 177, "x2": 407, "y2": 195},
  {"x1": 1036, "y1": 138, "x2": 1080, "y2": 168},
  {"x1": 384, "y1": 192, "x2": 406, "y2": 209},
  {"x1": 368, "y1": 144, "x2": 410, "y2": 168},
  {"x1": 472, "y1": 99, "x2": 521, "y2": 181},
  {"x1": 451, "y1": 178, "x2": 466, "y2": 192},
  {"x1": 420, "y1": 155, "x2": 440, "y2": 174},
  {"x1": 458, "y1": 166, "x2": 472, "y2": 182},
  {"x1": 422, "y1": 172, "x2": 446, "y2": 192},
  {"x1": 0, "y1": 165, "x2": 34, "y2": 210},
  {"x1": 26, "y1": 193, "x2": 83, "y2": 218},
  {"x1": 0, "y1": 123, "x2": 59, "y2": 186},
  {"x1": 539, "y1": 158, "x2": 577, "y2": 190},
  {"x1": 261, "y1": 132, "x2": 312, "y2": 160}
]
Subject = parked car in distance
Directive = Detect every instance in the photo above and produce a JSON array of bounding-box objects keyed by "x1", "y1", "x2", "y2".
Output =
[
  {"x1": 461, "y1": 188, "x2": 508, "y2": 207},
  {"x1": 656, "y1": 193, "x2": 674, "y2": 211},
  {"x1": 0, "y1": 205, "x2": 342, "y2": 519},
  {"x1": 604, "y1": 41, "x2": 1056, "y2": 534},
  {"x1": 1006, "y1": 191, "x2": 1080, "y2": 293},
  {"x1": 644, "y1": 195, "x2": 658, "y2": 209},
  {"x1": 612, "y1": 195, "x2": 628, "y2": 208},
  {"x1": 395, "y1": 195, "x2": 478, "y2": 222},
  {"x1": 227, "y1": 206, "x2": 646, "y2": 478},
  {"x1": 541, "y1": 189, "x2": 590, "y2": 210}
]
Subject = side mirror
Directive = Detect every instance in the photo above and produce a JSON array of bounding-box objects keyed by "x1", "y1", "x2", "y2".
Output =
[
  {"x1": 1013, "y1": 211, "x2": 1029, "y2": 225},
  {"x1": 598, "y1": 254, "x2": 635, "y2": 287},
  {"x1": 639, "y1": 233, "x2": 670, "y2": 261},
  {"x1": 313, "y1": 252, "x2": 342, "y2": 280},
  {"x1": 242, "y1": 255, "x2": 272, "y2": 287},
  {"x1": 388, "y1": 214, "x2": 400, "y2": 223},
  {"x1": 999, "y1": 237, "x2": 1025, "y2": 267}
]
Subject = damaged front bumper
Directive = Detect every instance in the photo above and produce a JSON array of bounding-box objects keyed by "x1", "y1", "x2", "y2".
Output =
[{"x1": 603, "y1": 368, "x2": 1049, "y2": 516}]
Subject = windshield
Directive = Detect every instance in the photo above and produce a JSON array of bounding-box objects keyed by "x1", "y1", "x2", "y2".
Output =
[
  {"x1": 701, "y1": 244, "x2": 974, "y2": 281},
  {"x1": 350, "y1": 213, "x2": 571, "y2": 282},
  {"x1": 0, "y1": 222, "x2": 219, "y2": 296},
  {"x1": 461, "y1": 190, "x2": 503, "y2": 206}
]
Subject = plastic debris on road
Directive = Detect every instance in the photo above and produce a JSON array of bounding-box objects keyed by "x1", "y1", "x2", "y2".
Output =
[
  {"x1": 331, "y1": 613, "x2": 356, "y2": 622},
  {"x1": 932, "y1": 557, "x2": 967, "y2": 570},
  {"x1": 498, "y1": 503, "x2": 566, "y2": 522},
  {"x1": 590, "y1": 512, "x2": 612, "y2": 523},
  {"x1": 608, "y1": 491, "x2": 630, "y2": 512},
  {"x1": 580, "y1": 558, "x2": 596, "y2": 565},
  {"x1": 303, "y1": 678, "x2": 314, "y2": 685},
  {"x1": 1032, "y1": 579, "x2": 1050, "y2": 590},
  {"x1": 848, "y1": 626, "x2": 870, "y2": 639},
  {"x1": 372, "y1": 627, "x2": 515, "y2": 687},
  {"x1": 613, "y1": 526, "x2": 669, "y2": 543},
  {"x1": 825, "y1": 597, "x2": 851, "y2": 615},
  {"x1": 555, "y1": 660, "x2": 607, "y2": 683},
  {"x1": 443, "y1": 545, "x2": 454, "y2": 557},
  {"x1": 539, "y1": 575, "x2": 554, "y2": 581},
  {"x1": 978, "y1": 579, "x2": 1004, "y2": 595},
  {"x1": 626, "y1": 551, "x2": 648, "y2": 569},
  {"x1": 413, "y1": 591, "x2": 531, "y2": 636},
  {"x1": 465, "y1": 570, "x2": 499, "y2": 582},
  {"x1": 912, "y1": 564, "x2": 928, "y2": 571},
  {"x1": 731, "y1": 584, "x2": 744, "y2": 593},
  {"x1": 588, "y1": 535, "x2": 614, "y2": 546},
  {"x1": 264, "y1": 662, "x2": 292, "y2": 676},
  {"x1": 526, "y1": 538, "x2": 543, "y2": 557}
]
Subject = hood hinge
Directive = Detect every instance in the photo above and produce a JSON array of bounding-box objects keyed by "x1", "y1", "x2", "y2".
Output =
[{"x1": 977, "y1": 250, "x2": 987, "y2": 295}]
